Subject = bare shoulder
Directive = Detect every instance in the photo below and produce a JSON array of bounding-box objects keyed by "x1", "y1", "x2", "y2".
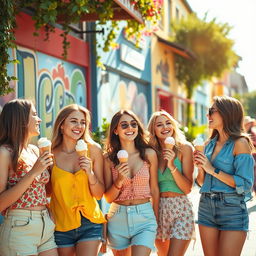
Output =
[
  {"x1": 0, "y1": 146, "x2": 12, "y2": 160},
  {"x1": 180, "y1": 142, "x2": 193, "y2": 152},
  {"x1": 88, "y1": 141, "x2": 103, "y2": 154},
  {"x1": 234, "y1": 137, "x2": 251, "y2": 154},
  {"x1": 145, "y1": 147, "x2": 157, "y2": 157}
]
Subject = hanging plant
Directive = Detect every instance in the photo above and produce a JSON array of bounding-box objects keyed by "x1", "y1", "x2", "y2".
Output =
[{"x1": 0, "y1": 0, "x2": 162, "y2": 96}]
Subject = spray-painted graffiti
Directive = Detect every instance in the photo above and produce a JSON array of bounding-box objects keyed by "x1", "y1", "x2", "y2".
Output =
[
  {"x1": 98, "y1": 72, "x2": 148, "y2": 125},
  {"x1": 1, "y1": 47, "x2": 87, "y2": 138}
]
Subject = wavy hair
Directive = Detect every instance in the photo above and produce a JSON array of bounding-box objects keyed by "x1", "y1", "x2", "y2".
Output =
[
  {"x1": 0, "y1": 99, "x2": 32, "y2": 171},
  {"x1": 51, "y1": 104, "x2": 92, "y2": 150},
  {"x1": 210, "y1": 96, "x2": 254, "y2": 151},
  {"x1": 106, "y1": 110, "x2": 150, "y2": 166},
  {"x1": 147, "y1": 110, "x2": 187, "y2": 156}
]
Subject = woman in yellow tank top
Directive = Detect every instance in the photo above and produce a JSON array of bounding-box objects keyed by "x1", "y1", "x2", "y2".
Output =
[{"x1": 49, "y1": 104, "x2": 106, "y2": 256}]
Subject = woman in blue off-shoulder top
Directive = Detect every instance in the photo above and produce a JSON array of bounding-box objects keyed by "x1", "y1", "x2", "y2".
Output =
[{"x1": 194, "y1": 96, "x2": 254, "y2": 256}]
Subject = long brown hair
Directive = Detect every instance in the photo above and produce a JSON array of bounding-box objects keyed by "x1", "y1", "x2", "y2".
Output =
[
  {"x1": 106, "y1": 110, "x2": 150, "y2": 166},
  {"x1": 210, "y1": 96, "x2": 254, "y2": 151},
  {"x1": 0, "y1": 99, "x2": 32, "y2": 171},
  {"x1": 51, "y1": 104, "x2": 92, "y2": 150},
  {"x1": 147, "y1": 110, "x2": 187, "y2": 156}
]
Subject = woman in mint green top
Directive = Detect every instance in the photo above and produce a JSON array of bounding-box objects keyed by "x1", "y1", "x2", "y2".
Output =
[{"x1": 148, "y1": 111, "x2": 195, "y2": 256}]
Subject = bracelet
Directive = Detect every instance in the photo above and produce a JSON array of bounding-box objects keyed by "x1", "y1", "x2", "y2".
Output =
[
  {"x1": 171, "y1": 167, "x2": 177, "y2": 174},
  {"x1": 113, "y1": 182, "x2": 122, "y2": 190},
  {"x1": 89, "y1": 178, "x2": 98, "y2": 186}
]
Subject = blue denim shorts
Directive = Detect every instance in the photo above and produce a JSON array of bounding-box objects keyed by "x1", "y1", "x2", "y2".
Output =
[
  {"x1": 107, "y1": 202, "x2": 157, "y2": 251},
  {"x1": 198, "y1": 192, "x2": 248, "y2": 231},
  {"x1": 54, "y1": 215, "x2": 103, "y2": 248}
]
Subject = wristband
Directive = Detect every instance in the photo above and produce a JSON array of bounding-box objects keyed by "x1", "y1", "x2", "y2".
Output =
[
  {"x1": 171, "y1": 167, "x2": 177, "y2": 174},
  {"x1": 113, "y1": 182, "x2": 122, "y2": 190},
  {"x1": 214, "y1": 168, "x2": 220, "y2": 175}
]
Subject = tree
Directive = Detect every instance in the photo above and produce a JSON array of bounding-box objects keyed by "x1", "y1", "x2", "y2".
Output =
[
  {"x1": 234, "y1": 91, "x2": 256, "y2": 118},
  {"x1": 171, "y1": 14, "x2": 239, "y2": 127}
]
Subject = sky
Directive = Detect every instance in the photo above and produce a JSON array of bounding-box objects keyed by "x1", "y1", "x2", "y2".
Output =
[{"x1": 187, "y1": 0, "x2": 256, "y2": 92}]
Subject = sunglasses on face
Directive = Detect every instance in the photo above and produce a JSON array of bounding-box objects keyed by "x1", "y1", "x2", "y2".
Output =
[
  {"x1": 119, "y1": 121, "x2": 138, "y2": 130},
  {"x1": 208, "y1": 107, "x2": 218, "y2": 116}
]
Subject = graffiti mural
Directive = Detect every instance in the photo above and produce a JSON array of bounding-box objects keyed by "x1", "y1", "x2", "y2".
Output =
[
  {"x1": 98, "y1": 72, "x2": 148, "y2": 126},
  {"x1": 1, "y1": 47, "x2": 87, "y2": 138}
]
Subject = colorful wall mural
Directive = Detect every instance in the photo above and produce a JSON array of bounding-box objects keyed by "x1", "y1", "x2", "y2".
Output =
[
  {"x1": 0, "y1": 46, "x2": 87, "y2": 138},
  {"x1": 97, "y1": 71, "x2": 149, "y2": 126}
]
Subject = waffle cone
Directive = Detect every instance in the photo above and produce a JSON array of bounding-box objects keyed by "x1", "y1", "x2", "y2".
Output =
[
  {"x1": 165, "y1": 144, "x2": 174, "y2": 150},
  {"x1": 195, "y1": 145, "x2": 204, "y2": 152},
  {"x1": 39, "y1": 146, "x2": 51, "y2": 154},
  {"x1": 76, "y1": 150, "x2": 87, "y2": 157},
  {"x1": 118, "y1": 157, "x2": 128, "y2": 163}
]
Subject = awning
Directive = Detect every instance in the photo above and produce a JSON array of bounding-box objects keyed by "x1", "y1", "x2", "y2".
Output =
[
  {"x1": 157, "y1": 88, "x2": 194, "y2": 104},
  {"x1": 80, "y1": 0, "x2": 143, "y2": 24},
  {"x1": 157, "y1": 36, "x2": 196, "y2": 59}
]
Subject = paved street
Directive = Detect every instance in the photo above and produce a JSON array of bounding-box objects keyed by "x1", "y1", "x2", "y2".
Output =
[{"x1": 103, "y1": 186, "x2": 256, "y2": 256}]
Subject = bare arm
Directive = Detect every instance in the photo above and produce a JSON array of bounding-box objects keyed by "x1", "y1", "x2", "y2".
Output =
[
  {"x1": 146, "y1": 148, "x2": 159, "y2": 221},
  {"x1": 0, "y1": 148, "x2": 53, "y2": 212},
  {"x1": 103, "y1": 155, "x2": 129, "y2": 203},
  {"x1": 80, "y1": 143, "x2": 105, "y2": 200}
]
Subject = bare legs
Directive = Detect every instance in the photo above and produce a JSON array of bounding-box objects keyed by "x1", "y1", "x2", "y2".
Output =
[
  {"x1": 156, "y1": 238, "x2": 191, "y2": 256},
  {"x1": 112, "y1": 245, "x2": 151, "y2": 256},
  {"x1": 199, "y1": 225, "x2": 247, "y2": 256}
]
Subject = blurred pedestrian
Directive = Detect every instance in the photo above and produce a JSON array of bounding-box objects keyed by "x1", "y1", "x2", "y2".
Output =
[
  {"x1": 194, "y1": 96, "x2": 254, "y2": 256},
  {"x1": 104, "y1": 110, "x2": 159, "y2": 256},
  {"x1": 49, "y1": 104, "x2": 106, "y2": 256},
  {"x1": 148, "y1": 110, "x2": 195, "y2": 256},
  {"x1": 0, "y1": 99, "x2": 57, "y2": 256}
]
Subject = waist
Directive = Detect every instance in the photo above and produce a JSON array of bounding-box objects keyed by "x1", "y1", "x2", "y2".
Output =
[
  {"x1": 115, "y1": 198, "x2": 150, "y2": 206},
  {"x1": 5, "y1": 208, "x2": 49, "y2": 218},
  {"x1": 201, "y1": 192, "x2": 241, "y2": 199},
  {"x1": 109, "y1": 201, "x2": 153, "y2": 214},
  {"x1": 160, "y1": 191, "x2": 184, "y2": 197}
]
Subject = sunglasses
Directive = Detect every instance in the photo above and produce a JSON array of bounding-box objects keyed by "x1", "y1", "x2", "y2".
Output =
[
  {"x1": 119, "y1": 121, "x2": 138, "y2": 130},
  {"x1": 208, "y1": 107, "x2": 218, "y2": 116}
]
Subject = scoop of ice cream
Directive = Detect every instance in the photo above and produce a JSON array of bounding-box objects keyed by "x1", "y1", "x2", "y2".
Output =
[
  {"x1": 75, "y1": 139, "x2": 88, "y2": 151},
  {"x1": 117, "y1": 150, "x2": 128, "y2": 159},
  {"x1": 164, "y1": 137, "x2": 175, "y2": 145},
  {"x1": 38, "y1": 137, "x2": 51, "y2": 148},
  {"x1": 193, "y1": 137, "x2": 204, "y2": 146}
]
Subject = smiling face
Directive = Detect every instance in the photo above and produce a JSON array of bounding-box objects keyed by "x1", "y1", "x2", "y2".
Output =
[
  {"x1": 207, "y1": 104, "x2": 223, "y2": 130},
  {"x1": 61, "y1": 110, "x2": 86, "y2": 141},
  {"x1": 115, "y1": 114, "x2": 138, "y2": 141},
  {"x1": 154, "y1": 115, "x2": 174, "y2": 141},
  {"x1": 27, "y1": 104, "x2": 42, "y2": 138}
]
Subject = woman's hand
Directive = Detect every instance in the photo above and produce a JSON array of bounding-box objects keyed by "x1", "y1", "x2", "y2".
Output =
[
  {"x1": 163, "y1": 149, "x2": 175, "y2": 169},
  {"x1": 194, "y1": 151, "x2": 214, "y2": 174},
  {"x1": 79, "y1": 156, "x2": 93, "y2": 175},
  {"x1": 116, "y1": 162, "x2": 130, "y2": 181},
  {"x1": 31, "y1": 152, "x2": 53, "y2": 176}
]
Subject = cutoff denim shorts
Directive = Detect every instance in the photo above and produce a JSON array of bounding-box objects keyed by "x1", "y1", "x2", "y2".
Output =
[
  {"x1": 198, "y1": 192, "x2": 249, "y2": 231},
  {"x1": 107, "y1": 202, "x2": 157, "y2": 250},
  {"x1": 0, "y1": 209, "x2": 57, "y2": 256},
  {"x1": 54, "y1": 215, "x2": 103, "y2": 248}
]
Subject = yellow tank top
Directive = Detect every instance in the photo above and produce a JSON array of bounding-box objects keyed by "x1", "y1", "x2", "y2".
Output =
[{"x1": 50, "y1": 165, "x2": 106, "y2": 232}]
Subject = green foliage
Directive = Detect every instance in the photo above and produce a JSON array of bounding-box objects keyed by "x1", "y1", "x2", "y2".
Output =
[
  {"x1": 0, "y1": 0, "x2": 162, "y2": 96},
  {"x1": 171, "y1": 14, "x2": 239, "y2": 126},
  {"x1": 181, "y1": 124, "x2": 207, "y2": 142},
  {"x1": 92, "y1": 118, "x2": 110, "y2": 149},
  {"x1": 234, "y1": 91, "x2": 256, "y2": 119}
]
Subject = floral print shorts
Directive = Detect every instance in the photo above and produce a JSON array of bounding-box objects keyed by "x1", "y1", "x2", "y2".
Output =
[{"x1": 156, "y1": 195, "x2": 195, "y2": 241}]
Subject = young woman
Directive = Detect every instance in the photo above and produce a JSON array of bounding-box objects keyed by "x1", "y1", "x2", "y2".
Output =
[
  {"x1": 49, "y1": 104, "x2": 106, "y2": 256},
  {"x1": 148, "y1": 110, "x2": 195, "y2": 256},
  {"x1": 104, "y1": 110, "x2": 159, "y2": 256},
  {"x1": 194, "y1": 96, "x2": 254, "y2": 256},
  {"x1": 0, "y1": 99, "x2": 57, "y2": 256}
]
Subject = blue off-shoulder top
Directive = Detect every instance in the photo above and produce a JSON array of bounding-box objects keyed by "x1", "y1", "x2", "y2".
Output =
[{"x1": 200, "y1": 136, "x2": 254, "y2": 196}]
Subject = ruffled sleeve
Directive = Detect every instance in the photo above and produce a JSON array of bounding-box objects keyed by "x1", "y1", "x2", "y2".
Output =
[{"x1": 233, "y1": 154, "x2": 254, "y2": 194}]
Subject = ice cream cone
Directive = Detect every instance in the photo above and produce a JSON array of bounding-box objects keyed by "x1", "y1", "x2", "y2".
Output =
[
  {"x1": 195, "y1": 145, "x2": 204, "y2": 152},
  {"x1": 118, "y1": 157, "x2": 128, "y2": 163},
  {"x1": 38, "y1": 137, "x2": 52, "y2": 155},
  {"x1": 165, "y1": 144, "x2": 174, "y2": 150},
  {"x1": 40, "y1": 145, "x2": 51, "y2": 154},
  {"x1": 76, "y1": 149, "x2": 87, "y2": 157}
]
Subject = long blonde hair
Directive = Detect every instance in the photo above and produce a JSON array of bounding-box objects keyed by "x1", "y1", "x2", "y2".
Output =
[
  {"x1": 147, "y1": 110, "x2": 187, "y2": 155},
  {"x1": 51, "y1": 104, "x2": 92, "y2": 150}
]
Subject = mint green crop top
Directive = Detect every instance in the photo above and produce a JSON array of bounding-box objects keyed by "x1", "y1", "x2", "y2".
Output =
[{"x1": 158, "y1": 157, "x2": 184, "y2": 194}]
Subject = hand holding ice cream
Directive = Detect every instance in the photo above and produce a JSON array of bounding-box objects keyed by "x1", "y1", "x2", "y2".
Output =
[
  {"x1": 117, "y1": 150, "x2": 130, "y2": 178},
  {"x1": 38, "y1": 137, "x2": 52, "y2": 154},
  {"x1": 164, "y1": 136, "x2": 175, "y2": 150},
  {"x1": 76, "y1": 139, "x2": 88, "y2": 157}
]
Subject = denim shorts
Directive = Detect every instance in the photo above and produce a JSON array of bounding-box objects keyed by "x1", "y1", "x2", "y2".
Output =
[
  {"x1": 198, "y1": 192, "x2": 248, "y2": 231},
  {"x1": 0, "y1": 209, "x2": 57, "y2": 256},
  {"x1": 54, "y1": 215, "x2": 103, "y2": 248},
  {"x1": 107, "y1": 202, "x2": 157, "y2": 250}
]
